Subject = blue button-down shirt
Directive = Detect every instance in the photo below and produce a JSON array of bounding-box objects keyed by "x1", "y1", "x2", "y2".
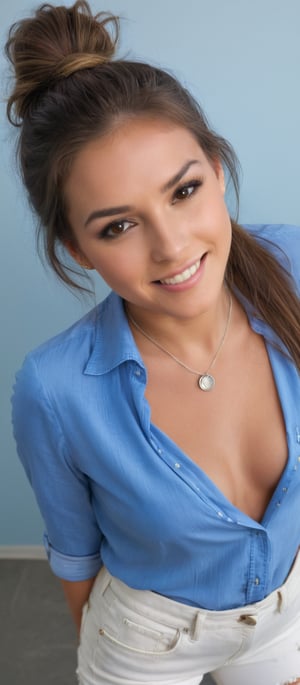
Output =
[{"x1": 12, "y1": 224, "x2": 300, "y2": 610}]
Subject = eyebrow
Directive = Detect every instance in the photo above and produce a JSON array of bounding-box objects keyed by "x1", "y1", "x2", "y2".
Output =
[
  {"x1": 84, "y1": 159, "x2": 201, "y2": 227},
  {"x1": 161, "y1": 159, "x2": 201, "y2": 192},
  {"x1": 84, "y1": 204, "x2": 132, "y2": 227}
]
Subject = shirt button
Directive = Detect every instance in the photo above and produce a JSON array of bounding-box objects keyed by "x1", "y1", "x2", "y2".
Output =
[
  {"x1": 157, "y1": 449, "x2": 162, "y2": 455},
  {"x1": 282, "y1": 487, "x2": 288, "y2": 493},
  {"x1": 254, "y1": 577, "x2": 260, "y2": 585},
  {"x1": 174, "y1": 462, "x2": 181, "y2": 468},
  {"x1": 276, "y1": 502, "x2": 281, "y2": 507},
  {"x1": 135, "y1": 369, "x2": 141, "y2": 377}
]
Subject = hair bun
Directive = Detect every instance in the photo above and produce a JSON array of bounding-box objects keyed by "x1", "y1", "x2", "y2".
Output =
[
  {"x1": 6, "y1": 1, "x2": 119, "y2": 123},
  {"x1": 53, "y1": 52, "x2": 108, "y2": 79}
]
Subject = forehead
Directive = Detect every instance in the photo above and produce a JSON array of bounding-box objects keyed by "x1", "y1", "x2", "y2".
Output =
[
  {"x1": 69, "y1": 117, "x2": 204, "y2": 176},
  {"x1": 64, "y1": 117, "x2": 208, "y2": 211}
]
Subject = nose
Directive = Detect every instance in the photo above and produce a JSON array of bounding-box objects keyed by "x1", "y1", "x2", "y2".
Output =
[{"x1": 148, "y1": 211, "x2": 189, "y2": 263}]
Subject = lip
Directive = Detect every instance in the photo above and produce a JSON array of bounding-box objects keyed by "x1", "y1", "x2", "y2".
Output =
[
  {"x1": 154, "y1": 253, "x2": 207, "y2": 291},
  {"x1": 155, "y1": 256, "x2": 204, "y2": 283}
]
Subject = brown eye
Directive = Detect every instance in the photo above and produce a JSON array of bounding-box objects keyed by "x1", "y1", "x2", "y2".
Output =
[
  {"x1": 100, "y1": 219, "x2": 135, "y2": 239},
  {"x1": 176, "y1": 186, "x2": 194, "y2": 199},
  {"x1": 109, "y1": 221, "x2": 129, "y2": 235},
  {"x1": 173, "y1": 179, "x2": 202, "y2": 203}
]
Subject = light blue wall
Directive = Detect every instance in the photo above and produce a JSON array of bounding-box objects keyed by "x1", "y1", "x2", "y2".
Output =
[{"x1": 1, "y1": 0, "x2": 299, "y2": 545}]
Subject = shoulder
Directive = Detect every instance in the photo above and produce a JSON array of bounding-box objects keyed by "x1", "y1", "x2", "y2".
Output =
[{"x1": 242, "y1": 223, "x2": 300, "y2": 293}]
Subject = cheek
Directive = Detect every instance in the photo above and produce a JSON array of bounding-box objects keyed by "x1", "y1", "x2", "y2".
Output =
[
  {"x1": 207, "y1": 206, "x2": 231, "y2": 243},
  {"x1": 214, "y1": 207, "x2": 232, "y2": 258},
  {"x1": 93, "y1": 252, "x2": 136, "y2": 286},
  {"x1": 224, "y1": 221, "x2": 233, "y2": 260}
]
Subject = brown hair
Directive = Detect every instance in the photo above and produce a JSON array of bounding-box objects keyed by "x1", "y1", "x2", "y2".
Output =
[{"x1": 5, "y1": 1, "x2": 300, "y2": 369}]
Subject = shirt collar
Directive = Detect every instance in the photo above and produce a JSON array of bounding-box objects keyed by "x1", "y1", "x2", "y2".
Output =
[
  {"x1": 84, "y1": 291, "x2": 145, "y2": 376},
  {"x1": 84, "y1": 289, "x2": 289, "y2": 377}
]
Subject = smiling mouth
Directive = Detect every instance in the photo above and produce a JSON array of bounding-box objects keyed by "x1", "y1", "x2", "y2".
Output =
[{"x1": 158, "y1": 258, "x2": 203, "y2": 285}]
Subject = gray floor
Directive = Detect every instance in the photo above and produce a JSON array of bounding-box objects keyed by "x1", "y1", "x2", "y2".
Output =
[{"x1": 0, "y1": 560, "x2": 214, "y2": 684}]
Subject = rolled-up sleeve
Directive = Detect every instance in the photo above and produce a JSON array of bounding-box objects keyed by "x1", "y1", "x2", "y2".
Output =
[{"x1": 11, "y1": 354, "x2": 103, "y2": 581}]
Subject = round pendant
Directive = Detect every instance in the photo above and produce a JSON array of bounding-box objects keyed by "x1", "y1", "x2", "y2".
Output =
[{"x1": 198, "y1": 374, "x2": 215, "y2": 391}]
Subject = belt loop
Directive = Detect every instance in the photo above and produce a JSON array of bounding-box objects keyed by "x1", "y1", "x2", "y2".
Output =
[
  {"x1": 95, "y1": 565, "x2": 112, "y2": 598},
  {"x1": 191, "y1": 611, "x2": 206, "y2": 641},
  {"x1": 277, "y1": 586, "x2": 287, "y2": 613}
]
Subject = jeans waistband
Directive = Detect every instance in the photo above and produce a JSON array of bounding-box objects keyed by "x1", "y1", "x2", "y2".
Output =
[{"x1": 93, "y1": 549, "x2": 300, "y2": 635}]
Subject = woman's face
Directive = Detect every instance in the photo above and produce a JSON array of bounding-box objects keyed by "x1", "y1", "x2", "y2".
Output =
[{"x1": 64, "y1": 117, "x2": 232, "y2": 323}]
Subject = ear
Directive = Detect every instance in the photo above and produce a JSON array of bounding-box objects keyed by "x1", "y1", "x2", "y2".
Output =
[{"x1": 64, "y1": 240, "x2": 94, "y2": 270}]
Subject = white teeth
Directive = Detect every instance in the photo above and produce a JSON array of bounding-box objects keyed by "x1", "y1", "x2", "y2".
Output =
[{"x1": 160, "y1": 259, "x2": 201, "y2": 285}]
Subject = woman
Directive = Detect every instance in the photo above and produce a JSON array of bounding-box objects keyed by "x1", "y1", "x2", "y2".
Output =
[{"x1": 6, "y1": 2, "x2": 300, "y2": 684}]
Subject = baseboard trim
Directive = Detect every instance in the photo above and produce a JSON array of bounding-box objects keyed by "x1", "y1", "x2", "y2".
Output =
[{"x1": 0, "y1": 545, "x2": 47, "y2": 560}]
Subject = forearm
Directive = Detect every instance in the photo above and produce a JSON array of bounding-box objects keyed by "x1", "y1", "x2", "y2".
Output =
[{"x1": 61, "y1": 576, "x2": 96, "y2": 635}]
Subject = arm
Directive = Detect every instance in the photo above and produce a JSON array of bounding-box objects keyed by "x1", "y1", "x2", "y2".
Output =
[
  {"x1": 12, "y1": 355, "x2": 103, "y2": 612},
  {"x1": 61, "y1": 577, "x2": 97, "y2": 635}
]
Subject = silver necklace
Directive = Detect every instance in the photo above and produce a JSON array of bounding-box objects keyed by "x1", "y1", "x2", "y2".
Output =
[{"x1": 127, "y1": 293, "x2": 232, "y2": 392}]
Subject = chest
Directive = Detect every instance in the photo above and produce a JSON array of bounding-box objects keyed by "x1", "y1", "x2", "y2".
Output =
[{"x1": 144, "y1": 332, "x2": 288, "y2": 522}]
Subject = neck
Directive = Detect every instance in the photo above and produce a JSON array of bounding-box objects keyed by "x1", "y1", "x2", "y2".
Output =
[{"x1": 125, "y1": 286, "x2": 231, "y2": 362}]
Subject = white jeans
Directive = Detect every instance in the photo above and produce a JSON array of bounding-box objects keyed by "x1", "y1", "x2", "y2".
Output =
[{"x1": 77, "y1": 552, "x2": 300, "y2": 685}]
